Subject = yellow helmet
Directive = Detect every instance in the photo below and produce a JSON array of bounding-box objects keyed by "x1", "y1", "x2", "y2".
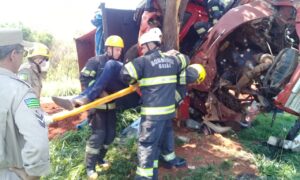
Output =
[
  {"x1": 188, "y1": 64, "x2": 206, "y2": 83},
  {"x1": 105, "y1": 35, "x2": 124, "y2": 48},
  {"x1": 27, "y1": 42, "x2": 50, "y2": 59}
]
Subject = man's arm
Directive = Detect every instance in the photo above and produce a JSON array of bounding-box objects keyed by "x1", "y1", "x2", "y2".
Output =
[
  {"x1": 120, "y1": 57, "x2": 144, "y2": 85},
  {"x1": 79, "y1": 57, "x2": 99, "y2": 89},
  {"x1": 14, "y1": 92, "x2": 50, "y2": 177}
]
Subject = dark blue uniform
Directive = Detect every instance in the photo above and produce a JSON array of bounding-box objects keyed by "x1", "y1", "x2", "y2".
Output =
[
  {"x1": 121, "y1": 48, "x2": 189, "y2": 179},
  {"x1": 80, "y1": 54, "x2": 126, "y2": 172}
]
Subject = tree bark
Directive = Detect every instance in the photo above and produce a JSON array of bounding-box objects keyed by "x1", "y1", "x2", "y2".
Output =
[{"x1": 162, "y1": 0, "x2": 181, "y2": 51}]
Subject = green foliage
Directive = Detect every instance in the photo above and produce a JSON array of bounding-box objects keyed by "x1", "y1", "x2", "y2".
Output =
[
  {"x1": 116, "y1": 108, "x2": 140, "y2": 132},
  {"x1": 41, "y1": 40, "x2": 80, "y2": 97},
  {"x1": 1, "y1": 22, "x2": 80, "y2": 97},
  {"x1": 0, "y1": 22, "x2": 54, "y2": 47},
  {"x1": 46, "y1": 40, "x2": 79, "y2": 81},
  {"x1": 237, "y1": 113, "x2": 300, "y2": 179},
  {"x1": 41, "y1": 79, "x2": 81, "y2": 97}
]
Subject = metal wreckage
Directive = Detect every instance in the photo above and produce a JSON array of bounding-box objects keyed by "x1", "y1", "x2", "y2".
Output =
[{"x1": 73, "y1": 0, "x2": 300, "y2": 142}]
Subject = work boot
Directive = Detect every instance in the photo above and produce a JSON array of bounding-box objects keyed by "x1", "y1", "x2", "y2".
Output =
[
  {"x1": 87, "y1": 169, "x2": 98, "y2": 180},
  {"x1": 159, "y1": 156, "x2": 187, "y2": 169},
  {"x1": 96, "y1": 159, "x2": 111, "y2": 170},
  {"x1": 52, "y1": 95, "x2": 89, "y2": 110},
  {"x1": 73, "y1": 95, "x2": 90, "y2": 106},
  {"x1": 85, "y1": 152, "x2": 98, "y2": 179},
  {"x1": 96, "y1": 148, "x2": 110, "y2": 170}
]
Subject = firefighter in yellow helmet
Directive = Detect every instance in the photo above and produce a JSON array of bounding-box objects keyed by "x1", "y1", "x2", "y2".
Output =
[
  {"x1": 18, "y1": 42, "x2": 50, "y2": 98},
  {"x1": 52, "y1": 35, "x2": 129, "y2": 179}
]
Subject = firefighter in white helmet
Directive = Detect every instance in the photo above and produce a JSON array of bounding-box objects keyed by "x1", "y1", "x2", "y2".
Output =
[
  {"x1": 120, "y1": 27, "x2": 191, "y2": 179},
  {"x1": 18, "y1": 42, "x2": 50, "y2": 98}
]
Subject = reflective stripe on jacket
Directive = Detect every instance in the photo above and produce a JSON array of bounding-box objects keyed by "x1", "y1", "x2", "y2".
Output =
[{"x1": 121, "y1": 49, "x2": 190, "y2": 120}]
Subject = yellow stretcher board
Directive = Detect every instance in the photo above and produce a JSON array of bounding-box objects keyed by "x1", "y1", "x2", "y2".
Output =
[{"x1": 51, "y1": 86, "x2": 136, "y2": 123}]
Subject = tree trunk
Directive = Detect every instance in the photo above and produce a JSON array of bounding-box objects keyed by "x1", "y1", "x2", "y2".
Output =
[
  {"x1": 162, "y1": 0, "x2": 181, "y2": 51},
  {"x1": 178, "y1": 0, "x2": 189, "y2": 24}
]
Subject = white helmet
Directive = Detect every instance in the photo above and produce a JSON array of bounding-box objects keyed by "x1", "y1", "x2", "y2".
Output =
[{"x1": 139, "y1": 27, "x2": 162, "y2": 45}]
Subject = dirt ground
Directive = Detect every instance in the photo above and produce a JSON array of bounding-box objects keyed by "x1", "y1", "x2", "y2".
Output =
[
  {"x1": 158, "y1": 127, "x2": 258, "y2": 178},
  {"x1": 42, "y1": 102, "x2": 258, "y2": 178},
  {"x1": 42, "y1": 102, "x2": 87, "y2": 139}
]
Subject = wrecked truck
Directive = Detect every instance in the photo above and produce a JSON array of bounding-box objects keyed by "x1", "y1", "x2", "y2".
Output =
[{"x1": 74, "y1": 0, "x2": 300, "y2": 140}]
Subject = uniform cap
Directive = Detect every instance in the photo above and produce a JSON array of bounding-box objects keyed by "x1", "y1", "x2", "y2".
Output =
[{"x1": 0, "y1": 29, "x2": 32, "y2": 47}]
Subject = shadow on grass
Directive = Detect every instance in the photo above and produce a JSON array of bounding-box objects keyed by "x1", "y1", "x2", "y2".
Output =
[{"x1": 236, "y1": 113, "x2": 300, "y2": 179}]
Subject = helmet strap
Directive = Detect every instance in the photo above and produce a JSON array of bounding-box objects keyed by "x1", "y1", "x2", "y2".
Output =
[
  {"x1": 107, "y1": 46, "x2": 118, "y2": 60},
  {"x1": 31, "y1": 60, "x2": 42, "y2": 73},
  {"x1": 146, "y1": 43, "x2": 151, "y2": 52},
  {"x1": 112, "y1": 47, "x2": 115, "y2": 59}
]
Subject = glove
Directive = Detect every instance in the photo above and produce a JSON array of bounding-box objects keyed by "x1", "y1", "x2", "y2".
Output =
[
  {"x1": 9, "y1": 167, "x2": 40, "y2": 180},
  {"x1": 44, "y1": 113, "x2": 53, "y2": 126}
]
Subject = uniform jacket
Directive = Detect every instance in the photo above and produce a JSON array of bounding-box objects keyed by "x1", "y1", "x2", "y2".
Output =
[
  {"x1": 0, "y1": 67, "x2": 50, "y2": 179},
  {"x1": 18, "y1": 62, "x2": 43, "y2": 98},
  {"x1": 121, "y1": 49, "x2": 189, "y2": 120},
  {"x1": 80, "y1": 54, "x2": 117, "y2": 110}
]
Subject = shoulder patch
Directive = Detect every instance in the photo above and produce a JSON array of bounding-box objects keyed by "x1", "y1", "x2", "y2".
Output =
[{"x1": 24, "y1": 98, "x2": 40, "y2": 109}]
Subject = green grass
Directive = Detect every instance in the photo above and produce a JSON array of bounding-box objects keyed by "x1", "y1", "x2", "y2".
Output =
[
  {"x1": 44, "y1": 110, "x2": 300, "y2": 179},
  {"x1": 237, "y1": 113, "x2": 300, "y2": 179},
  {"x1": 43, "y1": 109, "x2": 139, "y2": 180},
  {"x1": 161, "y1": 162, "x2": 235, "y2": 180},
  {"x1": 41, "y1": 79, "x2": 81, "y2": 97},
  {"x1": 42, "y1": 127, "x2": 90, "y2": 180}
]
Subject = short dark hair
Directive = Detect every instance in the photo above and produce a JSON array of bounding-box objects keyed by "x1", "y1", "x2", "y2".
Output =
[{"x1": 0, "y1": 44, "x2": 23, "y2": 60}]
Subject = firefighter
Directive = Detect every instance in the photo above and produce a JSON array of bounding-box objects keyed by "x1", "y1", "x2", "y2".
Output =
[
  {"x1": 18, "y1": 42, "x2": 50, "y2": 98},
  {"x1": 159, "y1": 63, "x2": 207, "y2": 169},
  {"x1": 0, "y1": 29, "x2": 50, "y2": 179},
  {"x1": 52, "y1": 35, "x2": 126, "y2": 111},
  {"x1": 52, "y1": 35, "x2": 126, "y2": 179},
  {"x1": 120, "y1": 27, "x2": 190, "y2": 179}
]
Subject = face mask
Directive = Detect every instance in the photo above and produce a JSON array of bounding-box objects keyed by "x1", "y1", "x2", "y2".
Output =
[{"x1": 40, "y1": 60, "x2": 50, "y2": 72}]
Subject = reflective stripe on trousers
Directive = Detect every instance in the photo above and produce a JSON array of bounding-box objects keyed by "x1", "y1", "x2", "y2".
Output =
[
  {"x1": 136, "y1": 167, "x2": 153, "y2": 177},
  {"x1": 86, "y1": 145, "x2": 100, "y2": 155},
  {"x1": 141, "y1": 104, "x2": 175, "y2": 116},
  {"x1": 162, "y1": 152, "x2": 176, "y2": 161}
]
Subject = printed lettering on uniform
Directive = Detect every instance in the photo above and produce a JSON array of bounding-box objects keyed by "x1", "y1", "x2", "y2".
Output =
[
  {"x1": 151, "y1": 57, "x2": 174, "y2": 69},
  {"x1": 24, "y1": 98, "x2": 40, "y2": 109},
  {"x1": 35, "y1": 110, "x2": 45, "y2": 128}
]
